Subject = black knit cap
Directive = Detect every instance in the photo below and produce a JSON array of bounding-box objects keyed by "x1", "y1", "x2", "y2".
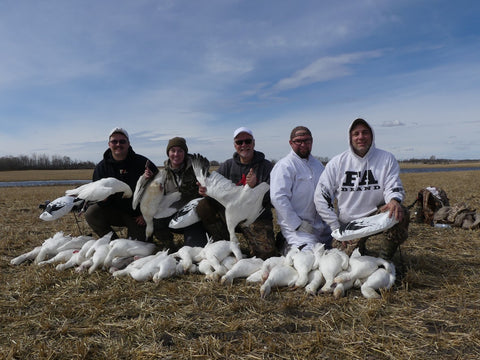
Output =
[{"x1": 166, "y1": 137, "x2": 188, "y2": 155}]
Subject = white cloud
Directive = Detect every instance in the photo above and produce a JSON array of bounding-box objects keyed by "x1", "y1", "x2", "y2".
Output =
[{"x1": 269, "y1": 51, "x2": 383, "y2": 93}]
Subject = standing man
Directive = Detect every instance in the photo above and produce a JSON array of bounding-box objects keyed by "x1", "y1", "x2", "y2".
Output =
[
  {"x1": 196, "y1": 127, "x2": 277, "y2": 259},
  {"x1": 85, "y1": 127, "x2": 158, "y2": 241},
  {"x1": 314, "y1": 118, "x2": 409, "y2": 259},
  {"x1": 270, "y1": 126, "x2": 332, "y2": 253}
]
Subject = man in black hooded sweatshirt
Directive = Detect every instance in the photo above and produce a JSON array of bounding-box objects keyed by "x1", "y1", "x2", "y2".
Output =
[{"x1": 85, "y1": 127, "x2": 158, "y2": 241}]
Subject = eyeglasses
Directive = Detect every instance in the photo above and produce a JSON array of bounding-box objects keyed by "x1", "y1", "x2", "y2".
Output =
[
  {"x1": 235, "y1": 139, "x2": 253, "y2": 146},
  {"x1": 110, "y1": 139, "x2": 127, "y2": 145},
  {"x1": 291, "y1": 138, "x2": 312, "y2": 145}
]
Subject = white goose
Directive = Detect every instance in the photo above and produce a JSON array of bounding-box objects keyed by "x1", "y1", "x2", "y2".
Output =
[
  {"x1": 126, "y1": 250, "x2": 171, "y2": 281},
  {"x1": 152, "y1": 255, "x2": 181, "y2": 282},
  {"x1": 39, "y1": 195, "x2": 85, "y2": 221},
  {"x1": 76, "y1": 232, "x2": 113, "y2": 273},
  {"x1": 333, "y1": 248, "x2": 394, "y2": 285},
  {"x1": 260, "y1": 262, "x2": 298, "y2": 298},
  {"x1": 37, "y1": 249, "x2": 77, "y2": 266},
  {"x1": 103, "y1": 238, "x2": 156, "y2": 268},
  {"x1": 285, "y1": 247, "x2": 316, "y2": 288},
  {"x1": 11, "y1": 246, "x2": 43, "y2": 265},
  {"x1": 170, "y1": 245, "x2": 204, "y2": 273},
  {"x1": 34, "y1": 232, "x2": 73, "y2": 264},
  {"x1": 318, "y1": 248, "x2": 350, "y2": 293},
  {"x1": 132, "y1": 168, "x2": 182, "y2": 239},
  {"x1": 360, "y1": 266, "x2": 396, "y2": 299},
  {"x1": 56, "y1": 238, "x2": 97, "y2": 271},
  {"x1": 65, "y1": 177, "x2": 132, "y2": 209},
  {"x1": 112, "y1": 253, "x2": 162, "y2": 278},
  {"x1": 191, "y1": 154, "x2": 270, "y2": 244},
  {"x1": 220, "y1": 257, "x2": 264, "y2": 285},
  {"x1": 197, "y1": 238, "x2": 243, "y2": 278}
]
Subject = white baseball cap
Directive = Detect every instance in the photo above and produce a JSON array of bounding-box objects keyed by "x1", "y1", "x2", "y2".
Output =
[
  {"x1": 233, "y1": 127, "x2": 253, "y2": 139},
  {"x1": 109, "y1": 127, "x2": 129, "y2": 140}
]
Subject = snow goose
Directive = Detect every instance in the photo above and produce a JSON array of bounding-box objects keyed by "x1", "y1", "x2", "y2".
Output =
[
  {"x1": 260, "y1": 262, "x2": 298, "y2": 298},
  {"x1": 37, "y1": 249, "x2": 77, "y2": 266},
  {"x1": 39, "y1": 195, "x2": 85, "y2": 221},
  {"x1": 56, "y1": 235, "x2": 94, "y2": 253},
  {"x1": 191, "y1": 153, "x2": 270, "y2": 244},
  {"x1": 112, "y1": 253, "x2": 161, "y2": 278},
  {"x1": 132, "y1": 168, "x2": 182, "y2": 239},
  {"x1": 103, "y1": 238, "x2": 156, "y2": 268},
  {"x1": 127, "y1": 250, "x2": 171, "y2": 281},
  {"x1": 220, "y1": 257, "x2": 264, "y2": 285},
  {"x1": 258, "y1": 256, "x2": 287, "y2": 282},
  {"x1": 285, "y1": 247, "x2": 316, "y2": 288},
  {"x1": 34, "y1": 232, "x2": 73, "y2": 264},
  {"x1": 56, "y1": 238, "x2": 97, "y2": 271},
  {"x1": 75, "y1": 232, "x2": 113, "y2": 273},
  {"x1": 169, "y1": 198, "x2": 202, "y2": 229},
  {"x1": 152, "y1": 255, "x2": 180, "y2": 282},
  {"x1": 360, "y1": 266, "x2": 396, "y2": 299},
  {"x1": 318, "y1": 248, "x2": 350, "y2": 293},
  {"x1": 304, "y1": 243, "x2": 328, "y2": 295},
  {"x1": 198, "y1": 238, "x2": 244, "y2": 270},
  {"x1": 65, "y1": 177, "x2": 132, "y2": 210},
  {"x1": 11, "y1": 246, "x2": 43, "y2": 265},
  {"x1": 333, "y1": 248, "x2": 394, "y2": 285},
  {"x1": 197, "y1": 256, "x2": 236, "y2": 281},
  {"x1": 170, "y1": 245, "x2": 204, "y2": 273}
]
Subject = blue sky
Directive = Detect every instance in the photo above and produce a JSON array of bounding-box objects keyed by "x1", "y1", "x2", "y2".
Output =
[{"x1": 1, "y1": 0, "x2": 480, "y2": 165}]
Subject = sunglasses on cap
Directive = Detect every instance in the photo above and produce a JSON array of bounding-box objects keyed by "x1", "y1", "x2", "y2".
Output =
[
  {"x1": 235, "y1": 139, "x2": 253, "y2": 146},
  {"x1": 109, "y1": 139, "x2": 128, "y2": 145}
]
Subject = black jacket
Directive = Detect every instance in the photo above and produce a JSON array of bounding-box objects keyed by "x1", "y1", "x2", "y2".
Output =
[{"x1": 92, "y1": 147, "x2": 157, "y2": 215}]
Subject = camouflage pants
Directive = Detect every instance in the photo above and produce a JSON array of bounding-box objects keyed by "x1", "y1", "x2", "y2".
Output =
[
  {"x1": 196, "y1": 197, "x2": 278, "y2": 259},
  {"x1": 332, "y1": 206, "x2": 410, "y2": 260}
]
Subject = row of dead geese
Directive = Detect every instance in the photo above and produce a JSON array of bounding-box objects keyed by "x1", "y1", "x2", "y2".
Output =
[{"x1": 11, "y1": 231, "x2": 395, "y2": 299}]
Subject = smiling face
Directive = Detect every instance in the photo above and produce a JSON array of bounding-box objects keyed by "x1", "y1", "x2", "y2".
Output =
[
  {"x1": 234, "y1": 132, "x2": 255, "y2": 164},
  {"x1": 168, "y1": 146, "x2": 186, "y2": 169},
  {"x1": 108, "y1": 133, "x2": 130, "y2": 161},
  {"x1": 350, "y1": 124, "x2": 372, "y2": 157}
]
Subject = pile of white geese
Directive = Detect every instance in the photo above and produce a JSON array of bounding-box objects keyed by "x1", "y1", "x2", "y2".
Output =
[
  {"x1": 11, "y1": 231, "x2": 395, "y2": 299},
  {"x1": 17, "y1": 153, "x2": 395, "y2": 299}
]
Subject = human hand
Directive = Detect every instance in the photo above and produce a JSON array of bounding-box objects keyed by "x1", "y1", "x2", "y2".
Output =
[
  {"x1": 381, "y1": 199, "x2": 404, "y2": 222},
  {"x1": 134, "y1": 215, "x2": 146, "y2": 226},
  {"x1": 198, "y1": 182, "x2": 207, "y2": 196},
  {"x1": 297, "y1": 220, "x2": 314, "y2": 234},
  {"x1": 246, "y1": 168, "x2": 257, "y2": 188},
  {"x1": 144, "y1": 167, "x2": 153, "y2": 179}
]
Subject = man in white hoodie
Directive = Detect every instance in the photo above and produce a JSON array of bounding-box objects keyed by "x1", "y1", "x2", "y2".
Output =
[
  {"x1": 270, "y1": 126, "x2": 332, "y2": 253},
  {"x1": 314, "y1": 118, "x2": 409, "y2": 259}
]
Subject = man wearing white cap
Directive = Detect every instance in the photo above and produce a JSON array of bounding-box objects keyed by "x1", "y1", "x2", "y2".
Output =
[
  {"x1": 196, "y1": 127, "x2": 277, "y2": 259},
  {"x1": 85, "y1": 127, "x2": 158, "y2": 241}
]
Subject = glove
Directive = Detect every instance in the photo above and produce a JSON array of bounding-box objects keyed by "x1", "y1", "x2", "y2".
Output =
[{"x1": 296, "y1": 220, "x2": 314, "y2": 235}]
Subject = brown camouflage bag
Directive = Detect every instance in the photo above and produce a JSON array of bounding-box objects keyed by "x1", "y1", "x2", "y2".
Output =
[{"x1": 410, "y1": 187, "x2": 449, "y2": 225}]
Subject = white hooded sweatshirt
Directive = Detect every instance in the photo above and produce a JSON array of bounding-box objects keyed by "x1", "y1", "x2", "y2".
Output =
[
  {"x1": 314, "y1": 119, "x2": 405, "y2": 231},
  {"x1": 271, "y1": 150, "x2": 331, "y2": 250}
]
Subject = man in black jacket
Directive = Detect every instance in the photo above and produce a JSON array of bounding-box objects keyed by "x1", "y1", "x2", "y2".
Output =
[{"x1": 85, "y1": 127, "x2": 158, "y2": 241}]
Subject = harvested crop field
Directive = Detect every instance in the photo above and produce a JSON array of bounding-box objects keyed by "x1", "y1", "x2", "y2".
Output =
[{"x1": 1, "y1": 169, "x2": 480, "y2": 359}]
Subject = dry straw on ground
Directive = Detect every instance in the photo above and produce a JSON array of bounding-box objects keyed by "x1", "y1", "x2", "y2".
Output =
[{"x1": 1, "y1": 169, "x2": 480, "y2": 359}]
